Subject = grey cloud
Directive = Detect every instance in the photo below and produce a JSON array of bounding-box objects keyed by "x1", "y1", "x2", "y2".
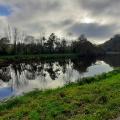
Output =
[
  {"x1": 0, "y1": 0, "x2": 120, "y2": 43},
  {"x1": 67, "y1": 22, "x2": 118, "y2": 39},
  {"x1": 14, "y1": 0, "x2": 61, "y2": 13},
  {"x1": 49, "y1": 19, "x2": 74, "y2": 28},
  {"x1": 78, "y1": 0, "x2": 120, "y2": 17},
  {"x1": 61, "y1": 19, "x2": 74, "y2": 26},
  {"x1": 8, "y1": 0, "x2": 62, "y2": 23}
]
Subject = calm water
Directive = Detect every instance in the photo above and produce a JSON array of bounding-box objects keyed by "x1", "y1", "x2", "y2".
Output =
[{"x1": 0, "y1": 55, "x2": 120, "y2": 100}]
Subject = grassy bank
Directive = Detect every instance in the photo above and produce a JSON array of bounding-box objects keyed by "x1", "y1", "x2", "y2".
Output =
[
  {"x1": 0, "y1": 54, "x2": 79, "y2": 64},
  {"x1": 0, "y1": 69, "x2": 120, "y2": 120}
]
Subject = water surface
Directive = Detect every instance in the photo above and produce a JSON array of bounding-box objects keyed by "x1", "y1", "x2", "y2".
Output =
[{"x1": 0, "y1": 55, "x2": 120, "y2": 100}]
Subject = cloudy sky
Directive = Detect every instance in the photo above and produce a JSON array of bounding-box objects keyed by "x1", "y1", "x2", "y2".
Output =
[{"x1": 0, "y1": 0, "x2": 120, "y2": 44}]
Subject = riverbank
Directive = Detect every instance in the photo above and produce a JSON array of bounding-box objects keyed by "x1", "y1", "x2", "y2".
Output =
[
  {"x1": 0, "y1": 53, "x2": 105, "y2": 64},
  {"x1": 0, "y1": 69, "x2": 120, "y2": 120},
  {"x1": 0, "y1": 54, "x2": 79, "y2": 66}
]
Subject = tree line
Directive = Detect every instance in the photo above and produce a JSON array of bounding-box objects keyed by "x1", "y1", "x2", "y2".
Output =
[{"x1": 0, "y1": 27, "x2": 104, "y2": 56}]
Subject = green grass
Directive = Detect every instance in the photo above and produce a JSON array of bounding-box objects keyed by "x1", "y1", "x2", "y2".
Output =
[{"x1": 0, "y1": 69, "x2": 120, "y2": 120}]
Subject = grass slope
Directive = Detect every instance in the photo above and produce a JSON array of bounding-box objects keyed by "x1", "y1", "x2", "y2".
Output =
[{"x1": 0, "y1": 69, "x2": 120, "y2": 120}]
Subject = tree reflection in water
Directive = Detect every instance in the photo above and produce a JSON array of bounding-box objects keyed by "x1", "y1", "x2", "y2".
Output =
[{"x1": 0, "y1": 55, "x2": 117, "y2": 99}]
